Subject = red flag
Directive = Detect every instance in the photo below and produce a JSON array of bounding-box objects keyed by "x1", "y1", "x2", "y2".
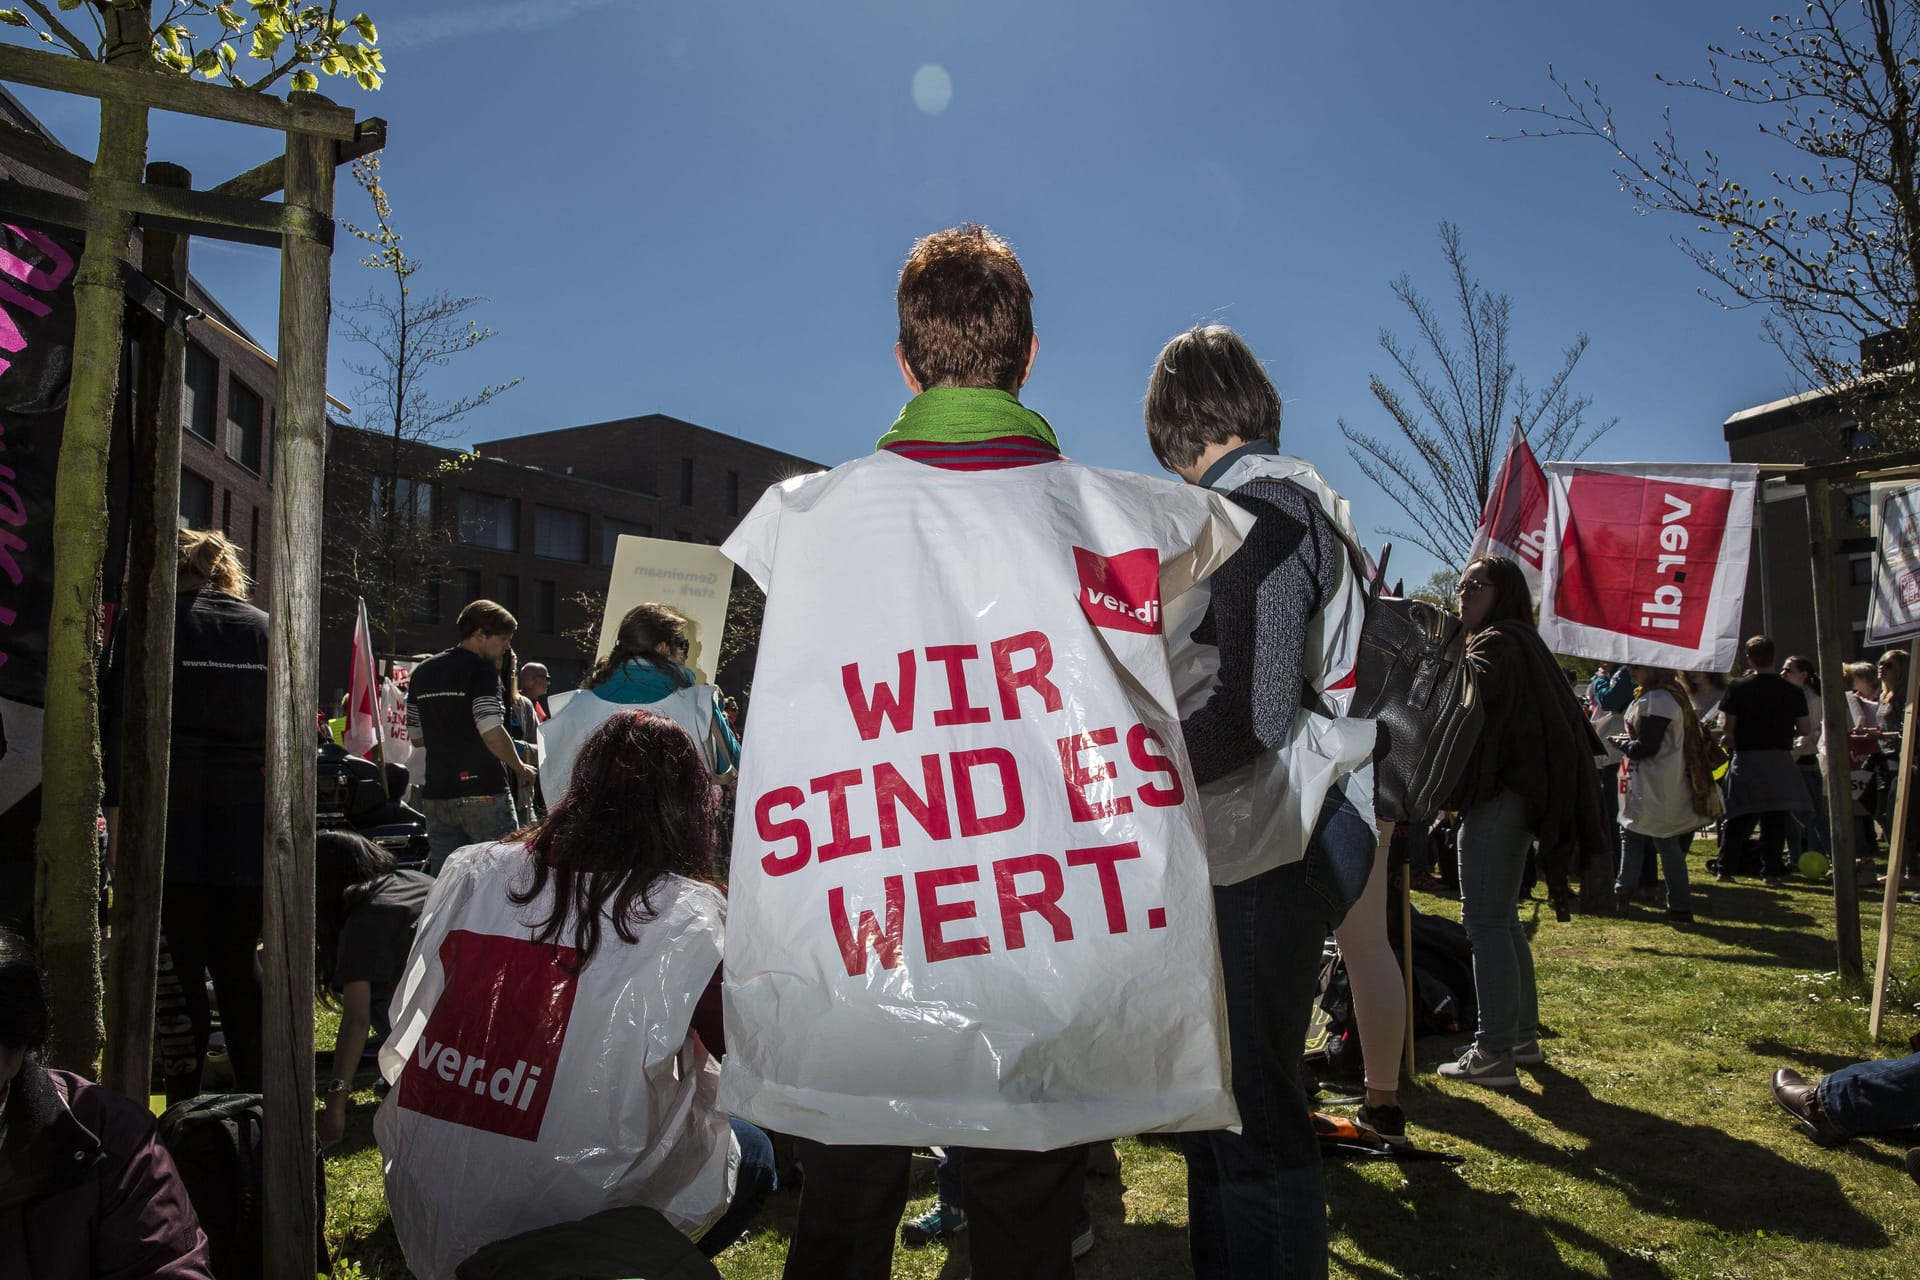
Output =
[
  {"x1": 1468, "y1": 421, "x2": 1550, "y2": 593},
  {"x1": 345, "y1": 596, "x2": 383, "y2": 759}
]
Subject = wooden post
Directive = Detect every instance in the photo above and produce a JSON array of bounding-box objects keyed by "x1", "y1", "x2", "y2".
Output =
[
  {"x1": 1867, "y1": 638, "x2": 1920, "y2": 1038},
  {"x1": 1805, "y1": 476, "x2": 1866, "y2": 981},
  {"x1": 260, "y1": 102, "x2": 334, "y2": 1280},
  {"x1": 101, "y1": 161, "x2": 189, "y2": 1100},
  {"x1": 34, "y1": 10, "x2": 152, "y2": 1074}
]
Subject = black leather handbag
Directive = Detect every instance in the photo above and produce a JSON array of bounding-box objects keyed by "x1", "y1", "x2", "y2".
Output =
[{"x1": 1349, "y1": 594, "x2": 1484, "y2": 824}]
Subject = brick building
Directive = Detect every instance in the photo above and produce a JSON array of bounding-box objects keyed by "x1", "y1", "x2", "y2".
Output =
[
  {"x1": 1724, "y1": 387, "x2": 1880, "y2": 665},
  {"x1": 318, "y1": 416, "x2": 824, "y2": 697}
]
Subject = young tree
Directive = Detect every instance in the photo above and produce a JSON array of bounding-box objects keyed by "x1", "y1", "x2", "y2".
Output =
[
  {"x1": 1339, "y1": 221, "x2": 1615, "y2": 569},
  {"x1": 1498, "y1": 1, "x2": 1920, "y2": 445},
  {"x1": 330, "y1": 154, "x2": 518, "y2": 658},
  {"x1": 0, "y1": 2, "x2": 381, "y2": 1071}
]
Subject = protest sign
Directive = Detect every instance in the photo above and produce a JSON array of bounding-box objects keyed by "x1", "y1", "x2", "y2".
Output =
[
  {"x1": 714, "y1": 452, "x2": 1250, "y2": 1150},
  {"x1": 1538, "y1": 462, "x2": 1757, "y2": 670},
  {"x1": 1866, "y1": 481, "x2": 1920, "y2": 645},
  {"x1": 1468, "y1": 420, "x2": 1551, "y2": 598},
  {"x1": 597, "y1": 536, "x2": 733, "y2": 683}
]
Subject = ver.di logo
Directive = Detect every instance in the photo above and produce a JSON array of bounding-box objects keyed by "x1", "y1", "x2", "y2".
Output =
[{"x1": 1074, "y1": 547, "x2": 1161, "y2": 635}]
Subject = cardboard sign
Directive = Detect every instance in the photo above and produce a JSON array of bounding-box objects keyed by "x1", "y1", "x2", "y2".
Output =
[
  {"x1": 715, "y1": 451, "x2": 1251, "y2": 1150},
  {"x1": 597, "y1": 536, "x2": 734, "y2": 684},
  {"x1": 1538, "y1": 462, "x2": 1756, "y2": 670}
]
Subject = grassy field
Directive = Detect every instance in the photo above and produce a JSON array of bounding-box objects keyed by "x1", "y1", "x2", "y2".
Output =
[{"x1": 322, "y1": 841, "x2": 1920, "y2": 1278}]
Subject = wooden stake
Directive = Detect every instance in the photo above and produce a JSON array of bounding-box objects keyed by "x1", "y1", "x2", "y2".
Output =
[
  {"x1": 1867, "y1": 637, "x2": 1920, "y2": 1039},
  {"x1": 1805, "y1": 476, "x2": 1866, "y2": 981},
  {"x1": 260, "y1": 100, "x2": 334, "y2": 1280},
  {"x1": 101, "y1": 161, "x2": 188, "y2": 1101}
]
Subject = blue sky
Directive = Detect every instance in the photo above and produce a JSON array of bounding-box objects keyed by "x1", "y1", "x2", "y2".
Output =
[{"x1": 12, "y1": 1, "x2": 1812, "y2": 587}]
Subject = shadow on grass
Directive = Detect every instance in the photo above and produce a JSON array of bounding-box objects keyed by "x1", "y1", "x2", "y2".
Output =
[
  {"x1": 1431, "y1": 1065, "x2": 1889, "y2": 1248},
  {"x1": 1746, "y1": 1037, "x2": 1875, "y2": 1076}
]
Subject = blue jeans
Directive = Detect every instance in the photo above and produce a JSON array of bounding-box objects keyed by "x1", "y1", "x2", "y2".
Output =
[
  {"x1": 1458, "y1": 788, "x2": 1539, "y2": 1056},
  {"x1": 699, "y1": 1118, "x2": 777, "y2": 1257},
  {"x1": 422, "y1": 792, "x2": 519, "y2": 874},
  {"x1": 1181, "y1": 788, "x2": 1375, "y2": 1280},
  {"x1": 1614, "y1": 830, "x2": 1694, "y2": 911},
  {"x1": 1818, "y1": 1052, "x2": 1920, "y2": 1136}
]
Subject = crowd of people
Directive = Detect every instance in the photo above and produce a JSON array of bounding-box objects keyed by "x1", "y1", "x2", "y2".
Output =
[{"x1": 3, "y1": 224, "x2": 1917, "y2": 1280}]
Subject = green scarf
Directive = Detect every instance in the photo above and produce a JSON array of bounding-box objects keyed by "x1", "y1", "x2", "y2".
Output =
[{"x1": 875, "y1": 386, "x2": 1061, "y2": 451}]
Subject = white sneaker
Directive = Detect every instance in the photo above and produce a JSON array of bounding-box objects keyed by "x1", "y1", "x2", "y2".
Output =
[
  {"x1": 1437, "y1": 1046, "x2": 1518, "y2": 1088},
  {"x1": 1454, "y1": 1038, "x2": 1544, "y2": 1065}
]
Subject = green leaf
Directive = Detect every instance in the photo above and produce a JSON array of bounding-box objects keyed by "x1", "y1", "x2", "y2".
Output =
[
  {"x1": 351, "y1": 13, "x2": 377, "y2": 42},
  {"x1": 217, "y1": 4, "x2": 245, "y2": 32},
  {"x1": 354, "y1": 69, "x2": 381, "y2": 91},
  {"x1": 290, "y1": 67, "x2": 319, "y2": 92},
  {"x1": 56, "y1": 0, "x2": 82, "y2": 11},
  {"x1": 320, "y1": 51, "x2": 346, "y2": 76},
  {"x1": 249, "y1": 26, "x2": 282, "y2": 59},
  {"x1": 192, "y1": 48, "x2": 221, "y2": 75}
]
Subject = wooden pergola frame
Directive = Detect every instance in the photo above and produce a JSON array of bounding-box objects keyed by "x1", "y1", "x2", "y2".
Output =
[
  {"x1": 1781, "y1": 448, "x2": 1920, "y2": 1023},
  {"x1": 0, "y1": 41, "x2": 382, "y2": 1279}
]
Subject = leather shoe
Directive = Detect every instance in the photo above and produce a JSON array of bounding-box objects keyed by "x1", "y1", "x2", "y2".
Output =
[{"x1": 1771, "y1": 1068, "x2": 1850, "y2": 1147}]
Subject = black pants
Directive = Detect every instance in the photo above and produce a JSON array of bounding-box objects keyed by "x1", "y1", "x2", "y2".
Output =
[
  {"x1": 160, "y1": 882, "x2": 263, "y2": 1102},
  {"x1": 1720, "y1": 811, "x2": 1790, "y2": 879},
  {"x1": 783, "y1": 1140, "x2": 1087, "y2": 1280}
]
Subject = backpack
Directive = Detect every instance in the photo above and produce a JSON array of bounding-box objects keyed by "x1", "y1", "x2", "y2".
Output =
[
  {"x1": 1272, "y1": 482, "x2": 1483, "y2": 826},
  {"x1": 157, "y1": 1093, "x2": 326, "y2": 1279}
]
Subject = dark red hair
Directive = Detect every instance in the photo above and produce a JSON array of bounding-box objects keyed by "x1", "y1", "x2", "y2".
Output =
[{"x1": 509, "y1": 710, "x2": 715, "y2": 970}]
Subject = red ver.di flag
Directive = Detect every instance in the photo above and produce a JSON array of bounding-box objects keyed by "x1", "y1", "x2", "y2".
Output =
[
  {"x1": 717, "y1": 452, "x2": 1251, "y2": 1150},
  {"x1": 1538, "y1": 462, "x2": 1757, "y2": 670},
  {"x1": 343, "y1": 596, "x2": 383, "y2": 759},
  {"x1": 1468, "y1": 420, "x2": 1551, "y2": 598}
]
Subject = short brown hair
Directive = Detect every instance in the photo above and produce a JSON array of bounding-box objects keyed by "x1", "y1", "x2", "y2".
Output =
[
  {"x1": 1745, "y1": 635, "x2": 1776, "y2": 668},
  {"x1": 457, "y1": 598, "x2": 517, "y2": 641},
  {"x1": 1143, "y1": 325, "x2": 1282, "y2": 471},
  {"x1": 896, "y1": 224, "x2": 1033, "y2": 392}
]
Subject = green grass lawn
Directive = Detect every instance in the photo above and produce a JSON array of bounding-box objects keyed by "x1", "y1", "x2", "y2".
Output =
[{"x1": 322, "y1": 841, "x2": 1920, "y2": 1278}]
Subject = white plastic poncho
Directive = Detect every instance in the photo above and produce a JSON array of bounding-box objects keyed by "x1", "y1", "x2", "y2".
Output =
[
  {"x1": 538, "y1": 683, "x2": 726, "y2": 805},
  {"x1": 716, "y1": 450, "x2": 1252, "y2": 1150},
  {"x1": 374, "y1": 843, "x2": 737, "y2": 1280},
  {"x1": 1165, "y1": 453, "x2": 1378, "y2": 885}
]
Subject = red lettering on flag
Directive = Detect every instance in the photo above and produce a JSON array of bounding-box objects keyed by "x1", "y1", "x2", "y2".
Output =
[{"x1": 1553, "y1": 472, "x2": 1733, "y2": 649}]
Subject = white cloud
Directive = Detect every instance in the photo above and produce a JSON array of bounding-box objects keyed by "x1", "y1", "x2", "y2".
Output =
[{"x1": 381, "y1": 0, "x2": 620, "y2": 51}]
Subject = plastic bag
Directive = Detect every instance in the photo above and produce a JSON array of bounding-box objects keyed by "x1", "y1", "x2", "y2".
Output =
[
  {"x1": 714, "y1": 452, "x2": 1250, "y2": 1150},
  {"x1": 375, "y1": 843, "x2": 736, "y2": 1280},
  {"x1": 539, "y1": 684, "x2": 724, "y2": 804}
]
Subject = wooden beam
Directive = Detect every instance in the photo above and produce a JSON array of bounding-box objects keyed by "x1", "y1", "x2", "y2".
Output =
[
  {"x1": 261, "y1": 94, "x2": 335, "y2": 1280},
  {"x1": 1805, "y1": 475, "x2": 1867, "y2": 982},
  {"x1": 102, "y1": 160, "x2": 188, "y2": 1103},
  {"x1": 0, "y1": 178, "x2": 89, "y2": 234},
  {"x1": 1794, "y1": 446, "x2": 1920, "y2": 485},
  {"x1": 0, "y1": 114, "x2": 91, "y2": 190},
  {"x1": 0, "y1": 43, "x2": 356, "y2": 140},
  {"x1": 1868, "y1": 637, "x2": 1920, "y2": 1039},
  {"x1": 207, "y1": 117, "x2": 387, "y2": 204},
  {"x1": 96, "y1": 178, "x2": 333, "y2": 249}
]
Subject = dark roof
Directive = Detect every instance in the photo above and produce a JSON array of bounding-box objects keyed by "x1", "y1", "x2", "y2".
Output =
[{"x1": 478, "y1": 413, "x2": 826, "y2": 471}]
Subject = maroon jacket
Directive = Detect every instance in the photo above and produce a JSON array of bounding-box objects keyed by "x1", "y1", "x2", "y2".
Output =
[{"x1": 0, "y1": 1064, "x2": 212, "y2": 1280}]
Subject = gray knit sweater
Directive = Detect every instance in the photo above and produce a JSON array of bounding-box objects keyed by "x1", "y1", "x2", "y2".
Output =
[{"x1": 1181, "y1": 475, "x2": 1344, "y2": 786}]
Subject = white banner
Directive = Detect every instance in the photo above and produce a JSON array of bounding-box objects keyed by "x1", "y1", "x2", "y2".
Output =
[
  {"x1": 1538, "y1": 462, "x2": 1757, "y2": 670},
  {"x1": 1866, "y1": 481, "x2": 1920, "y2": 645}
]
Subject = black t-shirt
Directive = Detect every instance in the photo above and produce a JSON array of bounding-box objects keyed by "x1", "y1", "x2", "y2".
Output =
[
  {"x1": 1721, "y1": 672, "x2": 1807, "y2": 752},
  {"x1": 332, "y1": 870, "x2": 433, "y2": 1038},
  {"x1": 408, "y1": 647, "x2": 509, "y2": 798}
]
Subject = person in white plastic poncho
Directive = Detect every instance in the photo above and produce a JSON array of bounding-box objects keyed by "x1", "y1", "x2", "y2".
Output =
[{"x1": 374, "y1": 711, "x2": 774, "y2": 1278}]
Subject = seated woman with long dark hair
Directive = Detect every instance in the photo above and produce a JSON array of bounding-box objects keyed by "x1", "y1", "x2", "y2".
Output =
[{"x1": 375, "y1": 712, "x2": 773, "y2": 1279}]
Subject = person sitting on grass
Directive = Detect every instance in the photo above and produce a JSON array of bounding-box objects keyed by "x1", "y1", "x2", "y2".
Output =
[
  {"x1": 0, "y1": 927, "x2": 214, "y2": 1279},
  {"x1": 1771, "y1": 1051, "x2": 1920, "y2": 1188},
  {"x1": 375, "y1": 711, "x2": 774, "y2": 1280},
  {"x1": 316, "y1": 830, "x2": 435, "y2": 1150}
]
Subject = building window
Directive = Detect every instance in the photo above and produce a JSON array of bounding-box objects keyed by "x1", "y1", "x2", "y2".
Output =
[
  {"x1": 411, "y1": 581, "x2": 442, "y2": 625},
  {"x1": 457, "y1": 491, "x2": 520, "y2": 551},
  {"x1": 726, "y1": 469, "x2": 741, "y2": 516},
  {"x1": 221, "y1": 489, "x2": 232, "y2": 535},
  {"x1": 680, "y1": 457, "x2": 694, "y2": 506},
  {"x1": 371, "y1": 476, "x2": 438, "y2": 529},
  {"x1": 1852, "y1": 555, "x2": 1876, "y2": 587},
  {"x1": 456, "y1": 567, "x2": 482, "y2": 606},
  {"x1": 226, "y1": 377, "x2": 264, "y2": 473},
  {"x1": 533, "y1": 505, "x2": 588, "y2": 562},
  {"x1": 494, "y1": 573, "x2": 520, "y2": 612},
  {"x1": 179, "y1": 469, "x2": 213, "y2": 528},
  {"x1": 533, "y1": 579, "x2": 556, "y2": 634},
  {"x1": 1849, "y1": 490, "x2": 1873, "y2": 523},
  {"x1": 182, "y1": 342, "x2": 217, "y2": 442},
  {"x1": 601, "y1": 518, "x2": 652, "y2": 565}
]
